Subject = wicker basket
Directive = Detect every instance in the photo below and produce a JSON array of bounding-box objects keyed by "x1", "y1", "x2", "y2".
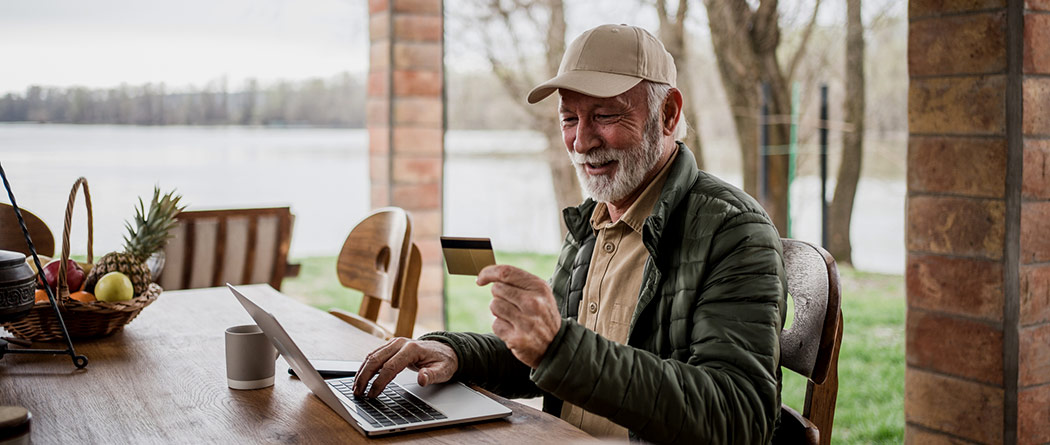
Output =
[{"x1": 1, "y1": 177, "x2": 161, "y2": 341}]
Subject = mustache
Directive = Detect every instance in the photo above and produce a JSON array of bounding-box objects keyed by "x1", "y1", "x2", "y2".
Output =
[{"x1": 568, "y1": 149, "x2": 621, "y2": 165}]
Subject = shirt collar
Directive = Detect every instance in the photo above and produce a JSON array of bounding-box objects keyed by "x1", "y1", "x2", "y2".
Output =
[{"x1": 590, "y1": 147, "x2": 680, "y2": 234}]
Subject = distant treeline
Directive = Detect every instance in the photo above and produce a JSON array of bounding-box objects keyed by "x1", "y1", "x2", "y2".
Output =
[{"x1": 0, "y1": 73, "x2": 366, "y2": 127}]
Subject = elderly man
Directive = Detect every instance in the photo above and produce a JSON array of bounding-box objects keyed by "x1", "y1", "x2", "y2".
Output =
[{"x1": 353, "y1": 24, "x2": 786, "y2": 444}]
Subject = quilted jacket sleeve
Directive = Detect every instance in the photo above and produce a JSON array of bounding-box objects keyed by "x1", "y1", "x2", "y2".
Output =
[
  {"x1": 530, "y1": 210, "x2": 785, "y2": 444},
  {"x1": 418, "y1": 331, "x2": 542, "y2": 399}
]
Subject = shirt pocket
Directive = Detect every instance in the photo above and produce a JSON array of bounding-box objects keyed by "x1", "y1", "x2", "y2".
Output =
[{"x1": 605, "y1": 302, "x2": 634, "y2": 343}]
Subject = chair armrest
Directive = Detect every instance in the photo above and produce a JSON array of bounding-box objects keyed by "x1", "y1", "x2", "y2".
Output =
[
  {"x1": 328, "y1": 308, "x2": 392, "y2": 340},
  {"x1": 773, "y1": 405, "x2": 820, "y2": 445},
  {"x1": 284, "y1": 263, "x2": 301, "y2": 278}
]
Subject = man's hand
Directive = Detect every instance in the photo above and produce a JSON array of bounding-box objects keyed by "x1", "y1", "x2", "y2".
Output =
[
  {"x1": 353, "y1": 338, "x2": 458, "y2": 398},
  {"x1": 477, "y1": 265, "x2": 562, "y2": 368}
]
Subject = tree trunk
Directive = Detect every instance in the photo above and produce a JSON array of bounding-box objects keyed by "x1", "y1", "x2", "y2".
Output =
[
  {"x1": 829, "y1": 0, "x2": 865, "y2": 265},
  {"x1": 704, "y1": 0, "x2": 762, "y2": 196},
  {"x1": 541, "y1": 0, "x2": 582, "y2": 234},
  {"x1": 703, "y1": 0, "x2": 790, "y2": 236},
  {"x1": 475, "y1": 0, "x2": 581, "y2": 238},
  {"x1": 544, "y1": 124, "x2": 583, "y2": 217},
  {"x1": 657, "y1": 0, "x2": 705, "y2": 170},
  {"x1": 536, "y1": 96, "x2": 583, "y2": 226},
  {"x1": 758, "y1": 53, "x2": 792, "y2": 236}
]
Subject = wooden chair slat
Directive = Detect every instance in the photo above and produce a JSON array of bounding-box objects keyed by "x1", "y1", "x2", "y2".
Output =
[
  {"x1": 775, "y1": 238, "x2": 843, "y2": 445},
  {"x1": 330, "y1": 207, "x2": 419, "y2": 340},
  {"x1": 253, "y1": 215, "x2": 279, "y2": 287},
  {"x1": 359, "y1": 294, "x2": 382, "y2": 321},
  {"x1": 193, "y1": 220, "x2": 219, "y2": 289},
  {"x1": 242, "y1": 214, "x2": 259, "y2": 286},
  {"x1": 0, "y1": 204, "x2": 54, "y2": 258},
  {"x1": 803, "y1": 316, "x2": 842, "y2": 445},
  {"x1": 218, "y1": 217, "x2": 248, "y2": 287},
  {"x1": 782, "y1": 241, "x2": 830, "y2": 379},
  {"x1": 778, "y1": 405, "x2": 820, "y2": 444},
  {"x1": 160, "y1": 207, "x2": 298, "y2": 291},
  {"x1": 210, "y1": 217, "x2": 227, "y2": 287},
  {"x1": 272, "y1": 212, "x2": 293, "y2": 290},
  {"x1": 159, "y1": 223, "x2": 186, "y2": 290},
  {"x1": 328, "y1": 308, "x2": 392, "y2": 340},
  {"x1": 393, "y1": 243, "x2": 421, "y2": 338},
  {"x1": 335, "y1": 209, "x2": 409, "y2": 300},
  {"x1": 180, "y1": 219, "x2": 197, "y2": 290}
]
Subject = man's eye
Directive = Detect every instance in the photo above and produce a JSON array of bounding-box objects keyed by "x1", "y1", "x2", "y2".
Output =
[
  {"x1": 595, "y1": 114, "x2": 618, "y2": 121},
  {"x1": 561, "y1": 117, "x2": 578, "y2": 125}
]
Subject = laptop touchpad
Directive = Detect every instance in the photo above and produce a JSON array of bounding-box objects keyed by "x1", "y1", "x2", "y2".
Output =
[{"x1": 401, "y1": 381, "x2": 500, "y2": 417}]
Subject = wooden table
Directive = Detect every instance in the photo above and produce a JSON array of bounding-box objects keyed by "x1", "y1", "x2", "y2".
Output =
[{"x1": 0, "y1": 284, "x2": 593, "y2": 444}]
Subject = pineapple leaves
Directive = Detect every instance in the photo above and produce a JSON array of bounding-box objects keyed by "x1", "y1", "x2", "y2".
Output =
[{"x1": 121, "y1": 186, "x2": 187, "y2": 261}]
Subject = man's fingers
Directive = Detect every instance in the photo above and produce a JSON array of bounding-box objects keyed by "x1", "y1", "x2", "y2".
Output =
[
  {"x1": 353, "y1": 338, "x2": 406, "y2": 395},
  {"x1": 489, "y1": 290, "x2": 524, "y2": 320},
  {"x1": 477, "y1": 265, "x2": 545, "y2": 290},
  {"x1": 492, "y1": 316, "x2": 512, "y2": 340},
  {"x1": 366, "y1": 343, "x2": 422, "y2": 398},
  {"x1": 490, "y1": 282, "x2": 529, "y2": 304},
  {"x1": 354, "y1": 338, "x2": 400, "y2": 394}
]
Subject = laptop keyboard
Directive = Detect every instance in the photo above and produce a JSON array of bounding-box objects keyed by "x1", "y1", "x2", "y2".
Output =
[{"x1": 328, "y1": 377, "x2": 447, "y2": 428}]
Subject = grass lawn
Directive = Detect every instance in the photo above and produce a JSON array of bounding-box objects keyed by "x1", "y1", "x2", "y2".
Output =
[
  {"x1": 782, "y1": 268, "x2": 905, "y2": 444},
  {"x1": 284, "y1": 252, "x2": 905, "y2": 444}
]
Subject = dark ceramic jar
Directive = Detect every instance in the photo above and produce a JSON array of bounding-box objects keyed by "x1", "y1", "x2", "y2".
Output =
[
  {"x1": 0, "y1": 406, "x2": 31, "y2": 444},
  {"x1": 0, "y1": 250, "x2": 37, "y2": 323}
]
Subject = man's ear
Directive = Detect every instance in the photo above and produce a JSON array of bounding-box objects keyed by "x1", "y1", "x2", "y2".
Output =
[{"x1": 662, "y1": 88, "x2": 684, "y2": 136}]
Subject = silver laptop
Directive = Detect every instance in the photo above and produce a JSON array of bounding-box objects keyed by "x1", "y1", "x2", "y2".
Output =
[{"x1": 227, "y1": 284, "x2": 512, "y2": 436}]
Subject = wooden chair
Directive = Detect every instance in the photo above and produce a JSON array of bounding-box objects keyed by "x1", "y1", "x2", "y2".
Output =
[
  {"x1": 158, "y1": 207, "x2": 300, "y2": 291},
  {"x1": 774, "y1": 238, "x2": 844, "y2": 445},
  {"x1": 0, "y1": 203, "x2": 55, "y2": 258},
  {"x1": 328, "y1": 207, "x2": 420, "y2": 340}
]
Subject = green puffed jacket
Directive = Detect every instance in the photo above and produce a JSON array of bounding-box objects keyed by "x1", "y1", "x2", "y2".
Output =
[{"x1": 422, "y1": 143, "x2": 786, "y2": 444}]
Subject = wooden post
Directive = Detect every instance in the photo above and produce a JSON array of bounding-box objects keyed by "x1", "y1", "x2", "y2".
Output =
[
  {"x1": 368, "y1": 0, "x2": 445, "y2": 330},
  {"x1": 906, "y1": 1, "x2": 1050, "y2": 442}
]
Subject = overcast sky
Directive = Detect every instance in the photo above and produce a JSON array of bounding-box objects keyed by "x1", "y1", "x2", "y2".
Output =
[
  {"x1": 0, "y1": 0, "x2": 368, "y2": 94},
  {"x1": 0, "y1": 0, "x2": 657, "y2": 95},
  {"x1": 0, "y1": 0, "x2": 888, "y2": 95}
]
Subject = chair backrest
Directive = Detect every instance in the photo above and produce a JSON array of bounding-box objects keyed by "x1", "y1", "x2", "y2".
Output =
[
  {"x1": 0, "y1": 203, "x2": 55, "y2": 258},
  {"x1": 331, "y1": 207, "x2": 419, "y2": 339},
  {"x1": 778, "y1": 238, "x2": 843, "y2": 445},
  {"x1": 391, "y1": 242, "x2": 421, "y2": 338},
  {"x1": 159, "y1": 207, "x2": 297, "y2": 291}
]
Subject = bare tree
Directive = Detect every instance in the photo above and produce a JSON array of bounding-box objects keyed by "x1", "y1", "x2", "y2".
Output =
[
  {"x1": 654, "y1": 0, "x2": 704, "y2": 169},
  {"x1": 828, "y1": 0, "x2": 864, "y2": 265},
  {"x1": 702, "y1": 0, "x2": 822, "y2": 235},
  {"x1": 467, "y1": 0, "x2": 582, "y2": 235}
]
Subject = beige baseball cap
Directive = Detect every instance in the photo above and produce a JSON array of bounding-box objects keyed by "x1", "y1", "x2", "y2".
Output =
[{"x1": 527, "y1": 24, "x2": 677, "y2": 104}]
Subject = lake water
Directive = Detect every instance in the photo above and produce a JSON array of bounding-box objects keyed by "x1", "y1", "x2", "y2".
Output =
[{"x1": 1, "y1": 123, "x2": 904, "y2": 274}]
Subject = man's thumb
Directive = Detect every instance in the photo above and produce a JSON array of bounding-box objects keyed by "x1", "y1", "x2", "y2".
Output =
[{"x1": 417, "y1": 363, "x2": 453, "y2": 386}]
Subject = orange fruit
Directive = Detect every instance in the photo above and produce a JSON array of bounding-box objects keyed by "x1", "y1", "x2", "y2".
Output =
[
  {"x1": 34, "y1": 289, "x2": 50, "y2": 303},
  {"x1": 70, "y1": 291, "x2": 96, "y2": 303}
]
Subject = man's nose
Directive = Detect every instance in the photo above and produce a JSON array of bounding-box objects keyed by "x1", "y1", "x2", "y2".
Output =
[{"x1": 573, "y1": 119, "x2": 600, "y2": 154}]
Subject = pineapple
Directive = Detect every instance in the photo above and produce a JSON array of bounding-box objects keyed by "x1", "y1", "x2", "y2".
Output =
[{"x1": 84, "y1": 187, "x2": 185, "y2": 296}]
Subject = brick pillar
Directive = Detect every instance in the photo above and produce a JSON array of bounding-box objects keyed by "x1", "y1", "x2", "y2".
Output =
[
  {"x1": 907, "y1": 1, "x2": 1050, "y2": 443},
  {"x1": 368, "y1": 0, "x2": 445, "y2": 330}
]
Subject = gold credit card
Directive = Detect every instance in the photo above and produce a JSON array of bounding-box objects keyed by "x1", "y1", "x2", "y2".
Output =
[{"x1": 440, "y1": 237, "x2": 496, "y2": 276}]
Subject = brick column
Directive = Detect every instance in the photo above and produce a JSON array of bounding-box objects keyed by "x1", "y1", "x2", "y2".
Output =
[
  {"x1": 368, "y1": 0, "x2": 445, "y2": 330},
  {"x1": 907, "y1": 1, "x2": 1050, "y2": 443}
]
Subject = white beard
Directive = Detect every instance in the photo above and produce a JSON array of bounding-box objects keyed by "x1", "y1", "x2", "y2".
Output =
[{"x1": 568, "y1": 117, "x2": 664, "y2": 204}]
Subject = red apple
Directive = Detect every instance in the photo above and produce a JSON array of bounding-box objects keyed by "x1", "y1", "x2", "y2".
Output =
[{"x1": 41, "y1": 259, "x2": 85, "y2": 292}]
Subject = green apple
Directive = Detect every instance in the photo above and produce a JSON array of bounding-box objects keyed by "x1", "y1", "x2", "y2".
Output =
[{"x1": 95, "y1": 271, "x2": 134, "y2": 302}]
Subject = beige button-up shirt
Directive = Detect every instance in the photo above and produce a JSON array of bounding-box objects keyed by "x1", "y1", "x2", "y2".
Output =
[{"x1": 560, "y1": 148, "x2": 678, "y2": 440}]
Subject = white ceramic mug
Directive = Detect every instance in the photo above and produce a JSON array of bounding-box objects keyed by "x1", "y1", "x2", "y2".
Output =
[{"x1": 225, "y1": 324, "x2": 279, "y2": 390}]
